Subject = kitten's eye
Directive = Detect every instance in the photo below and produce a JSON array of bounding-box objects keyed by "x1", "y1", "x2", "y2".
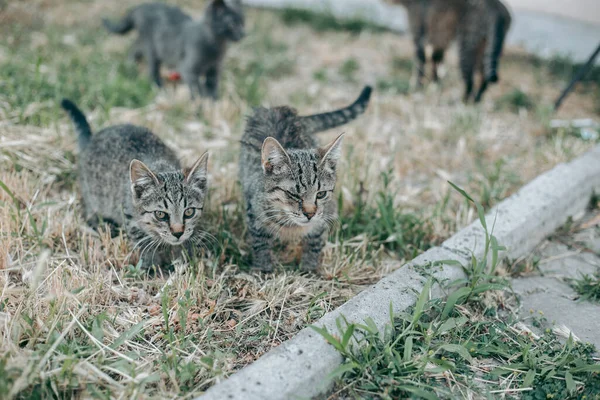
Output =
[
  {"x1": 154, "y1": 211, "x2": 169, "y2": 221},
  {"x1": 316, "y1": 191, "x2": 327, "y2": 200},
  {"x1": 282, "y1": 189, "x2": 300, "y2": 202},
  {"x1": 184, "y1": 208, "x2": 196, "y2": 219}
]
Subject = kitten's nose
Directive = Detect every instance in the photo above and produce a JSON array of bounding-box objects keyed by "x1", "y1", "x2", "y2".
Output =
[
  {"x1": 171, "y1": 224, "x2": 184, "y2": 239},
  {"x1": 303, "y1": 211, "x2": 315, "y2": 220},
  {"x1": 302, "y1": 204, "x2": 316, "y2": 220}
]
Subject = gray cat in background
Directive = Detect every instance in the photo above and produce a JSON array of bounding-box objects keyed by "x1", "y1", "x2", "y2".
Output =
[
  {"x1": 61, "y1": 99, "x2": 209, "y2": 268},
  {"x1": 239, "y1": 86, "x2": 372, "y2": 272},
  {"x1": 103, "y1": 0, "x2": 245, "y2": 99}
]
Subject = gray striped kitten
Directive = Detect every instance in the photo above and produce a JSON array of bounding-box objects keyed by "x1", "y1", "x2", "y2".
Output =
[
  {"x1": 239, "y1": 86, "x2": 372, "y2": 272},
  {"x1": 103, "y1": 0, "x2": 245, "y2": 99},
  {"x1": 61, "y1": 99, "x2": 209, "y2": 268}
]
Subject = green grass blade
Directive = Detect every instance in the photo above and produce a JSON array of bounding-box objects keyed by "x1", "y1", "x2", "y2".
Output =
[
  {"x1": 412, "y1": 279, "x2": 432, "y2": 324},
  {"x1": 441, "y1": 287, "x2": 471, "y2": 320},
  {"x1": 109, "y1": 321, "x2": 145, "y2": 349},
  {"x1": 309, "y1": 325, "x2": 345, "y2": 353},
  {"x1": 404, "y1": 336, "x2": 413, "y2": 361},
  {"x1": 565, "y1": 370, "x2": 575, "y2": 394},
  {"x1": 522, "y1": 369, "x2": 535, "y2": 388},
  {"x1": 437, "y1": 343, "x2": 473, "y2": 363},
  {"x1": 341, "y1": 324, "x2": 356, "y2": 349}
]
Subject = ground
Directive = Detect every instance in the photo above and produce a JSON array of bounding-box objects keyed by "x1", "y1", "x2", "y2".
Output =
[{"x1": 0, "y1": 0, "x2": 599, "y2": 398}]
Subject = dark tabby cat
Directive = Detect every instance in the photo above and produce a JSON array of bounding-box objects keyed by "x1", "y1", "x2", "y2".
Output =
[
  {"x1": 239, "y1": 86, "x2": 372, "y2": 272},
  {"x1": 388, "y1": 0, "x2": 511, "y2": 101},
  {"x1": 103, "y1": 0, "x2": 245, "y2": 99},
  {"x1": 61, "y1": 99, "x2": 209, "y2": 267}
]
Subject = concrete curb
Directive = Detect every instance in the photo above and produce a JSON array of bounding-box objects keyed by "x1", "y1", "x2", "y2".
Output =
[{"x1": 198, "y1": 144, "x2": 600, "y2": 400}]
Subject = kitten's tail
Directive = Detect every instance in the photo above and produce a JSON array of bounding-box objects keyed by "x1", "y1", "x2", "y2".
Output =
[
  {"x1": 61, "y1": 99, "x2": 92, "y2": 151},
  {"x1": 102, "y1": 11, "x2": 134, "y2": 34},
  {"x1": 299, "y1": 86, "x2": 372, "y2": 135},
  {"x1": 484, "y1": 7, "x2": 511, "y2": 83}
]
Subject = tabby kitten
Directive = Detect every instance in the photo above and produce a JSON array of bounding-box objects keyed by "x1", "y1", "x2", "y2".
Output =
[
  {"x1": 61, "y1": 99, "x2": 209, "y2": 268},
  {"x1": 239, "y1": 86, "x2": 372, "y2": 272},
  {"x1": 388, "y1": 0, "x2": 511, "y2": 102},
  {"x1": 103, "y1": 0, "x2": 245, "y2": 99}
]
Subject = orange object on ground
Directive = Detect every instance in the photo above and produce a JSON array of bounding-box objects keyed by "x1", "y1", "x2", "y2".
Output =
[{"x1": 167, "y1": 71, "x2": 181, "y2": 82}]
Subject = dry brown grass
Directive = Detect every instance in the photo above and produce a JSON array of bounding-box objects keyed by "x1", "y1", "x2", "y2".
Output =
[{"x1": 0, "y1": 1, "x2": 598, "y2": 398}]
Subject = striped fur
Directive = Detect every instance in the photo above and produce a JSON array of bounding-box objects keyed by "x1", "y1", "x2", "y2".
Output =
[
  {"x1": 61, "y1": 99, "x2": 92, "y2": 151},
  {"x1": 239, "y1": 87, "x2": 372, "y2": 272},
  {"x1": 61, "y1": 99, "x2": 209, "y2": 268},
  {"x1": 300, "y1": 86, "x2": 372, "y2": 134}
]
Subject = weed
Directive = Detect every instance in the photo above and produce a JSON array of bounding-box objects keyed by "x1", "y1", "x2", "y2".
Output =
[
  {"x1": 546, "y1": 54, "x2": 600, "y2": 85},
  {"x1": 391, "y1": 56, "x2": 413, "y2": 73},
  {"x1": 497, "y1": 88, "x2": 535, "y2": 112},
  {"x1": 313, "y1": 68, "x2": 328, "y2": 82},
  {"x1": 278, "y1": 8, "x2": 384, "y2": 34},
  {"x1": 338, "y1": 58, "x2": 360, "y2": 82},
  {"x1": 316, "y1": 185, "x2": 600, "y2": 399},
  {"x1": 337, "y1": 170, "x2": 436, "y2": 259},
  {"x1": 570, "y1": 272, "x2": 600, "y2": 303},
  {"x1": 376, "y1": 56, "x2": 412, "y2": 95},
  {"x1": 376, "y1": 77, "x2": 411, "y2": 95},
  {"x1": 468, "y1": 158, "x2": 520, "y2": 209},
  {"x1": 0, "y1": 27, "x2": 154, "y2": 126}
]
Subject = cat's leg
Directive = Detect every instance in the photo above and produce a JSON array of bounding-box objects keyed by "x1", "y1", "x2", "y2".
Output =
[
  {"x1": 412, "y1": 38, "x2": 426, "y2": 89},
  {"x1": 143, "y1": 40, "x2": 162, "y2": 88},
  {"x1": 474, "y1": 70, "x2": 489, "y2": 103},
  {"x1": 247, "y1": 208, "x2": 276, "y2": 272},
  {"x1": 431, "y1": 48, "x2": 445, "y2": 82},
  {"x1": 474, "y1": 46, "x2": 488, "y2": 103},
  {"x1": 86, "y1": 214, "x2": 121, "y2": 237},
  {"x1": 301, "y1": 226, "x2": 326, "y2": 272},
  {"x1": 181, "y1": 68, "x2": 202, "y2": 99},
  {"x1": 459, "y1": 37, "x2": 476, "y2": 102},
  {"x1": 406, "y1": 5, "x2": 426, "y2": 89},
  {"x1": 204, "y1": 66, "x2": 220, "y2": 100}
]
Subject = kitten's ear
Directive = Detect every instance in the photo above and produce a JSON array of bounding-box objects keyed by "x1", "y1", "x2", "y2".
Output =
[
  {"x1": 318, "y1": 133, "x2": 344, "y2": 173},
  {"x1": 184, "y1": 151, "x2": 209, "y2": 190},
  {"x1": 130, "y1": 159, "x2": 159, "y2": 199},
  {"x1": 261, "y1": 137, "x2": 291, "y2": 175}
]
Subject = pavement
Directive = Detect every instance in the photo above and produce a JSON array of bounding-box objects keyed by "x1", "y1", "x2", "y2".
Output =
[{"x1": 513, "y1": 210, "x2": 600, "y2": 349}]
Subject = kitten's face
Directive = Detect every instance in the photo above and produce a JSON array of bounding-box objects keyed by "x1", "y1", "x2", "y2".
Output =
[
  {"x1": 210, "y1": 0, "x2": 245, "y2": 42},
  {"x1": 130, "y1": 154, "x2": 209, "y2": 246},
  {"x1": 260, "y1": 135, "x2": 343, "y2": 228}
]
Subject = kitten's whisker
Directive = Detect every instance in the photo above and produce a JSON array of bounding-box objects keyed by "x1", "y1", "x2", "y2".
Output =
[{"x1": 141, "y1": 239, "x2": 159, "y2": 260}]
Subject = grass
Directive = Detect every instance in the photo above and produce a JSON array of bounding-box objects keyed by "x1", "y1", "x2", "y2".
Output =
[
  {"x1": 0, "y1": 26, "x2": 155, "y2": 127},
  {"x1": 316, "y1": 186, "x2": 600, "y2": 399},
  {"x1": 376, "y1": 56, "x2": 412, "y2": 94},
  {"x1": 337, "y1": 169, "x2": 439, "y2": 259},
  {"x1": 277, "y1": 7, "x2": 385, "y2": 34},
  {"x1": 496, "y1": 88, "x2": 536, "y2": 113},
  {"x1": 1, "y1": 1, "x2": 599, "y2": 398},
  {"x1": 570, "y1": 273, "x2": 600, "y2": 303},
  {"x1": 546, "y1": 54, "x2": 600, "y2": 86},
  {"x1": 338, "y1": 58, "x2": 360, "y2": 82}
]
